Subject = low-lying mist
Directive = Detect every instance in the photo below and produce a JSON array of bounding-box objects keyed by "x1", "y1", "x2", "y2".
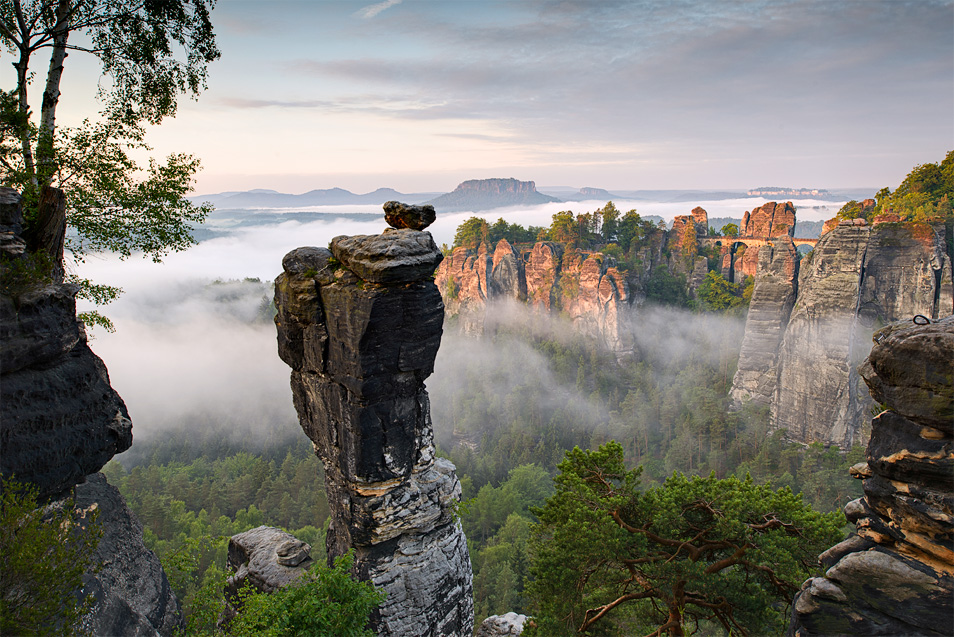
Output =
[{"x1": 74, "y1": 200, "x2": 757, "y2": 469}]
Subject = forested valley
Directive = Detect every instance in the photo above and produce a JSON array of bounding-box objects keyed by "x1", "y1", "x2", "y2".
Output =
[{"x1": 103, "y1": 208, "x2": 867, "y2": 633}]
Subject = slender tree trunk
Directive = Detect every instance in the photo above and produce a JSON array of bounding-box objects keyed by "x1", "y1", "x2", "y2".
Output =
[
  {"x1": 12, "y1": 0, "x2": 38, "y2": 187},
  {"x1": 36, "y1": 0, "x2": 73, "y2": 188},
  {"x1": 26, "y1": 186, "x2": 67, "y2": 281}
]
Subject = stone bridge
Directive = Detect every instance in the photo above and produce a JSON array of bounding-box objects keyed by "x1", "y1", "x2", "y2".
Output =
[{"x1": 699, "y1": 236, "x2": 818, "y2": 250}]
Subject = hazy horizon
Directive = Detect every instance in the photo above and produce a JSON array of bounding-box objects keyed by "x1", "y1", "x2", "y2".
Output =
[{"x1": 41, "y1": 0, "x2": 952, "y2": 196}]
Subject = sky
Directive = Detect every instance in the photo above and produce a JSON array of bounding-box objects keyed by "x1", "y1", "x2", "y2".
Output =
[{"x1": 38, "y1": 0, "x2": 954, "y2": 198}]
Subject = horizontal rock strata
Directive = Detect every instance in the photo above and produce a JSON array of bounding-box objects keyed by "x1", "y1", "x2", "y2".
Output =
[
  {"x1": 274, "y1": 216, "x2": 474, "y2": 636},
  {"x1": 788, "y1": 316, "x2": 954, "y2": 635}
]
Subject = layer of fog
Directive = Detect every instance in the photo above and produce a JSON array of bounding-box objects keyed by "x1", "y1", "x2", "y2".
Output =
[{"x1": 74, "y1": 195, "x2": 818, "y2": 463}]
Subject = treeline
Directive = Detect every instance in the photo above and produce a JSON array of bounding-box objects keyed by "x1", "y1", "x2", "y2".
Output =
[
  {"x1": 838, "y1": 150, "x2": 954, "y2": 224},
  {"x1": 452, "y1": 201, "x2": 664, "y2": 255}
]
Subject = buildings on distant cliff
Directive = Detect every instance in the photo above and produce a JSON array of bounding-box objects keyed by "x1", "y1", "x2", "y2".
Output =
[{"x1": 747, "y1": 186, "x2": 830, "y2": 197}]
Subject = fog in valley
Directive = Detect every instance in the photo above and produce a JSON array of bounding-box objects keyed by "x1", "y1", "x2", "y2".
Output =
[{"x1": 75, "y1": 196, "x2": 790, "y2": 465}]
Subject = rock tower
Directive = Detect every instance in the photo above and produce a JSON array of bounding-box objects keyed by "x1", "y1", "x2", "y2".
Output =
[{"x1": 274, "y1": 202, "x2": 474, "y2": 636}]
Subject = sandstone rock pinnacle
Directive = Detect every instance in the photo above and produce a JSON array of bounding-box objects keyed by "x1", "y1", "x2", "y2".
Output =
[{"x1": 274, "y1": 226, "x2": 474, "y2": 636}]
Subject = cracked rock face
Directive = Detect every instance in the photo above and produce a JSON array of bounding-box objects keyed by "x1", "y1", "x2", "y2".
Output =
[
  {"x1": 74, "y1": 474, "x2": 184, "y2": 637},
  {"x1": 275, "y1": 228, "x2": 474, "y2": 636},
  {"x1": 731, "y1": 220, "x2": 953, "y2": 446},
  {"x1": 787, "y1": 315, "x2": 954, "y2": 636},
  {"x1": 0, "y1": 190, "x2": 132, "y2": 502}
]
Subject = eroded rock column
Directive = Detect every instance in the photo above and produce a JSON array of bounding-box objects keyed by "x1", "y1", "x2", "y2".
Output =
[
  {"x1": 788, "y1": 316, "x2": 953, "y2": 636},
  {"x1": 274, "y1": 203, "x2": 474, "y2": 636}
]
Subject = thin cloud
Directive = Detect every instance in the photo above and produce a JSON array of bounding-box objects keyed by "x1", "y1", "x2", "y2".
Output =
[{"x1": 355, "y1": 0, "x2": 402, "y2": 19}]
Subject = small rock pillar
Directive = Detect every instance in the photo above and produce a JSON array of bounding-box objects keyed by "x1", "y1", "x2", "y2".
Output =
[{"x1": 274, "y1": 202, "x2": 474, "y2": 636}]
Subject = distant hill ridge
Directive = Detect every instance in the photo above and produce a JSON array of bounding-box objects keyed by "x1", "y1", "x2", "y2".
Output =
[{"x1": 190, "y1": 187, "x2": 439, "y2": 208}]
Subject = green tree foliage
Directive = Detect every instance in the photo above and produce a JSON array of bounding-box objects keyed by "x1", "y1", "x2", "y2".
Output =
[
  {"x1": 643, "y1": 268, "x2": 691, "y2": 308},
  {"x1": 0, "y1": 477, "x2": 101, "y2": 637},
  {"x1": 695, "y1": 270, "x2": 745, "y2": 313},
  {"x1": 526, "y1": 442, "x2": 845, "y2": 636},
  {"x1": 228, "y1": 552, "x2": 384, "y2": 637},
  {"x1": 838, "y1": 151, "x2": 953, "y2": 223},
  {"x1": 453, "y1": 217, "x2": 490, "y2": 249},
  {"x1": 720, "y1": 223, "x2": 739, "y2": 237},
  {"x1": 1, "y1": 0, "x2": 219, "y2": 311}
]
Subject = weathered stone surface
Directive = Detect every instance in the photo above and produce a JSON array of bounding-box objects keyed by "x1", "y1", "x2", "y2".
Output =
[
  {"x1": 275, "y1": 228, "x2": 474, "y2": 636},
  {"x1": 788, "y1": 315, "x2": 954, "y2": 637},
  {"x1": 226, "y1": 526, "x2": 313, "y2": 595},
  {"x1": 434, "y1": 240, "x2": 633, "y2": 354},
  {"x1": 75, "y1": 473, "x2": 184, "y2": 637},
  {"x1": 741, "y1": 201, "x2": 796, "y2": 238},
  {"x1": 525, "y1": 242, "x2": 562, "y2": 311},
  {"x1": 475, "y1": 612, "x2": 528, "y2": 636},
  {"x1": 1, "y1": 281, "x2": 132, "y2": 501},
  {"x1": 859, "y1": 317, "x2": 954, "y2": 431},
  {"x1": 383, "y1": 201, "x2": 436, "y2": 231},
  {"x1": 1, "y1": 190, "x2": 181, "y2": 637},
  {"x1": 772, "y1": 224, "x2": 874, "y2": 446},
  {"x1": 735, "y1": 217, "x2": 953, "y2": 446},
  {"x1": 330, "y1": 229, "x2": 443, "y2": 284},
  {"x1": 730, "y1": 239, "x2": 799, "y2": 407}
]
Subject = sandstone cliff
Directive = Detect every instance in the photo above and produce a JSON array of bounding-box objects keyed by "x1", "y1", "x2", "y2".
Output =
[
  {"x1": 75, "y1": 474, "x2": 184, "y2": 636},
  {"x1": 732, "y1": 219, "x2": 953, "y2": 446},
  {"x1": 434, "y1": 239, "x2": 634, "y2": 354},
  {"x1": 729, "y1": 238, "x2": 799, "y2": 408},
  {"x1": 788, "y1": 316, "x2": 953, "y2": 636},
  {"x1": 274, "y1": 210, "x2": 474, "y2": 636}
]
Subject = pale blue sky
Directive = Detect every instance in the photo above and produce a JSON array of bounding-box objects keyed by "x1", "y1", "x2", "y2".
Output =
[{"x1": 45, "y1": 0, "x2": 954, "y2": 194}]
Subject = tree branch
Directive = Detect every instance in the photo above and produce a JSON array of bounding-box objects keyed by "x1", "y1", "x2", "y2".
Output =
[{"x1": 580, "y1": 590, "x2": 656, "y2": 633}]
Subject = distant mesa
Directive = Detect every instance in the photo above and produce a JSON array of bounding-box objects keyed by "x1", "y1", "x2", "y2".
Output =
[
  {"x1": 747, "y1": 186, "x2": 830, "y2": 197},
  {"x1": 557, "y1": 186, "x2": 618, "y2": 202},
  {"x1": 424, "y1": 178, "x2": 561, "y2": 212}
]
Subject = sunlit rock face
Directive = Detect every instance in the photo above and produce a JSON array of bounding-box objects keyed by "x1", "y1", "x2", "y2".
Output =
[
  {"x1": 741, "y1": 201, "x2": 797, "y2": 238},
  {"x1": 434, "y1": 239, "x2": 633, "y2": 355},
  {"x1": 731, "y1": 220, "x2": 953, "y2": 446},
  {"x1": 274, "y1": 218, "x2": 474, "y2": 636},
  {"x1": 788, "y1": 316, "x2": 954, "y2": 636}
]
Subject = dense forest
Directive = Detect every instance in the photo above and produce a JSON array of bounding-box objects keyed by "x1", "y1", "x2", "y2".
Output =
[{"x1": 105, "y1": 198, "x2": 868, "y2": 629}]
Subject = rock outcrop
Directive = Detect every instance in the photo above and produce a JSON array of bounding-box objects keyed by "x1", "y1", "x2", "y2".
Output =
[
  {"x1": 788, "y1": 316, "x2": 953, "y2": 636},
  {"x1": 434, "y1": 239, "x2": 633, "y2": 354},
  {"x1": 475, "y1": 612, "x2": 528, "y2": 637},
  {"x1": 741, "y1": 201, "x2": 796, "y2": 238},
  {"x1": 425, "y1": 178, "x2": 559, "y2": 212},
  {"x1": 731, "y1": 219, "x2": 953, "y2": 446},
  {"x1": 1, "y1": 187, "x2": 181, "y2": 633},
  {"x1": 729, "y1": 238, "x2": 800, "y2": 408},
  {"x1": 1, "y1": 188, "x2": 132, "y2": 501},
  {"x1": 274, "y1": 207, "x2": 474, "y2": 636},
  {"x1": 223, "y1": 526, "x2": 314, "y2": 621},
  {"x1": 75, "y1": 474, "x2": 184, "y2": 637}
]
